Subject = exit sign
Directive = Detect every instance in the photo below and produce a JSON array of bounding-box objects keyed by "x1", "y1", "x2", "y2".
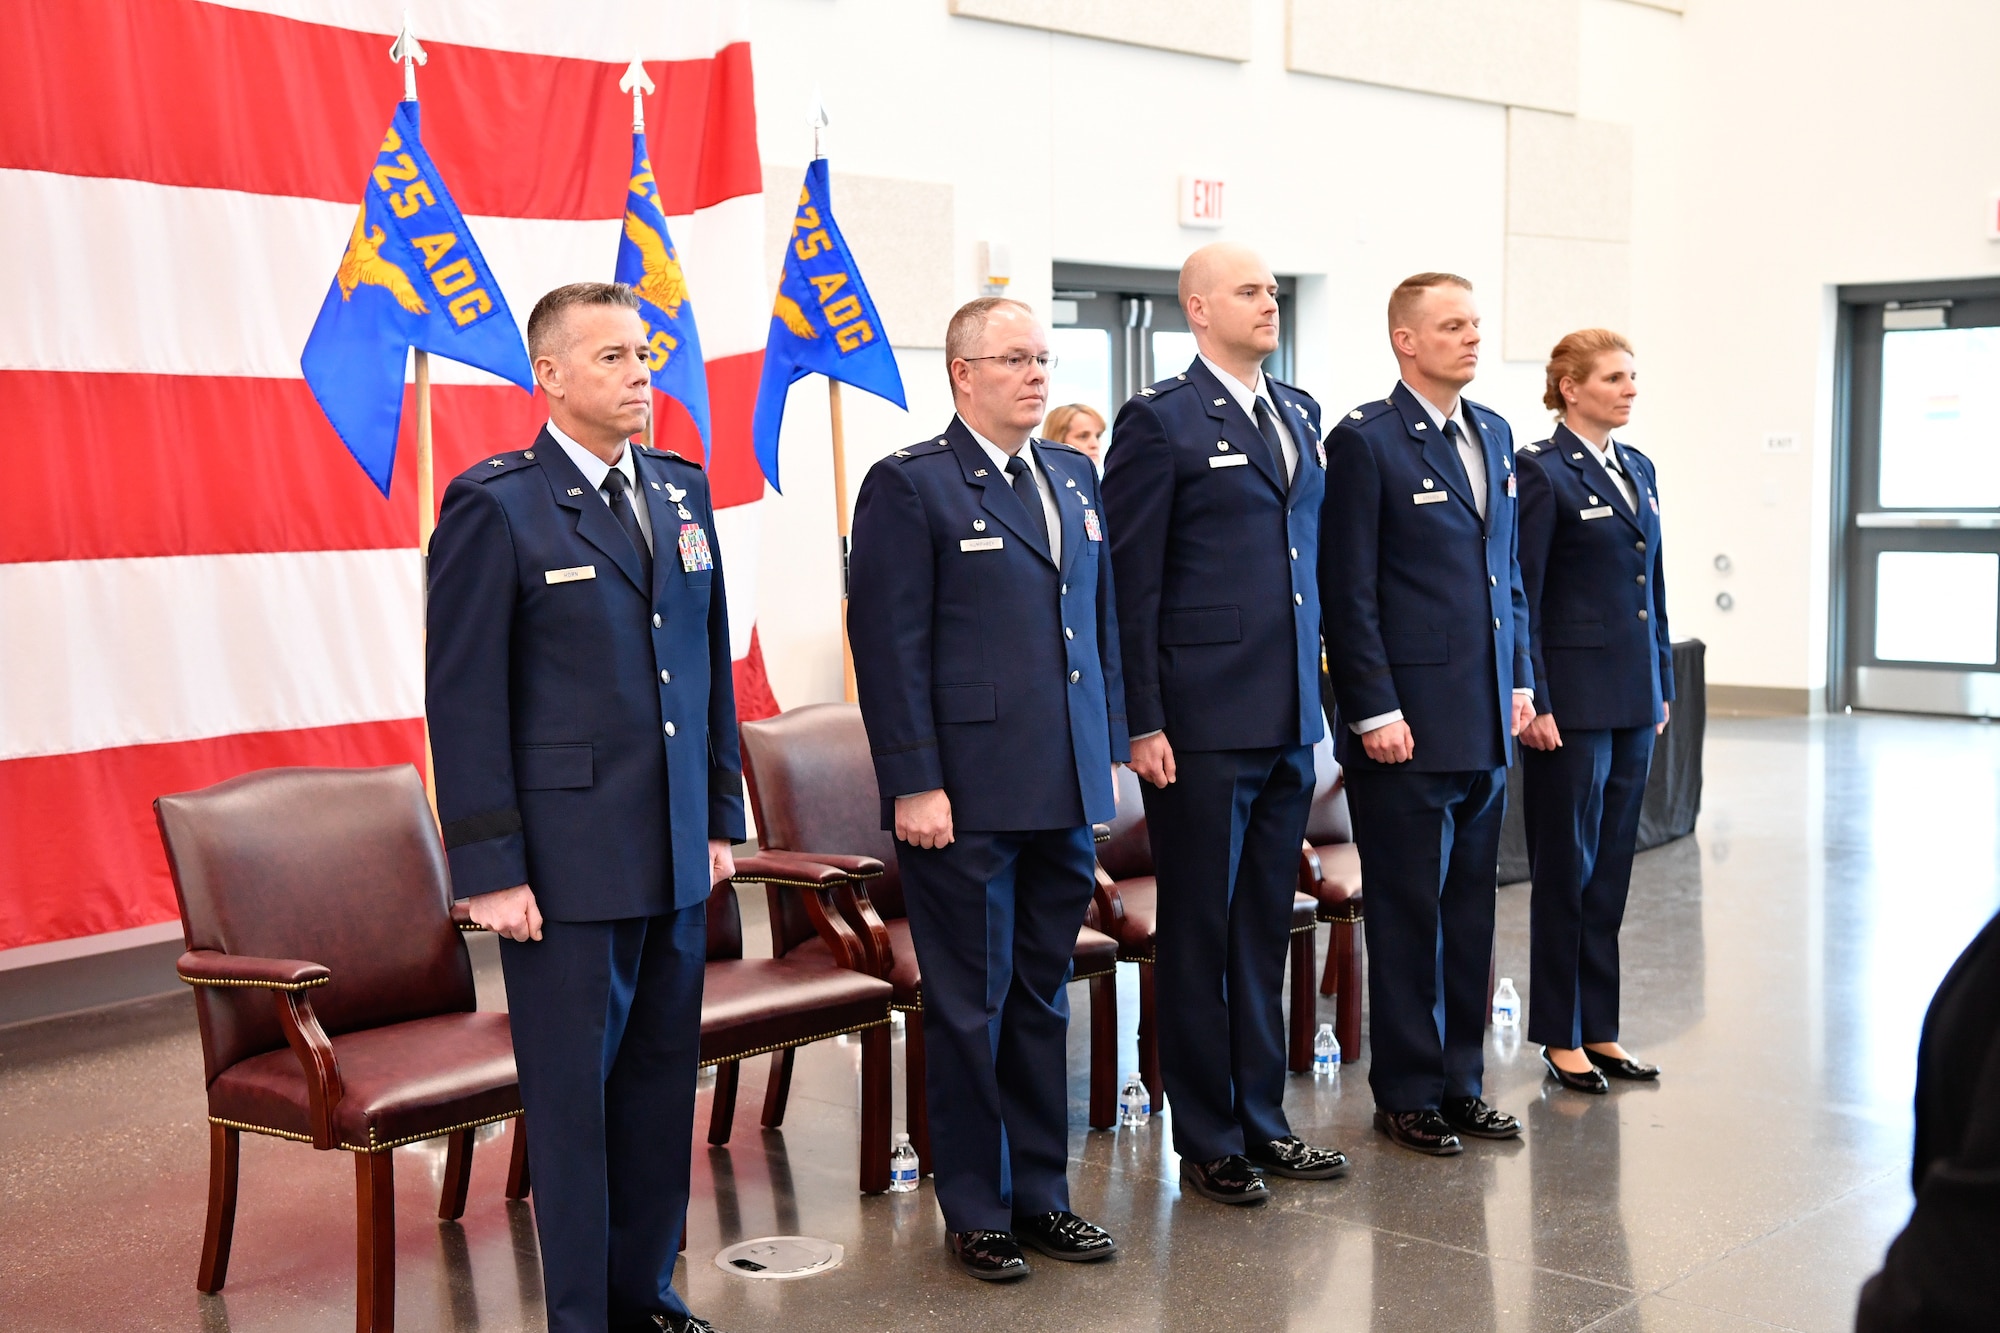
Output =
[{"x1": 1179, "y1": 175, "x2": 1226, "y2": 229}]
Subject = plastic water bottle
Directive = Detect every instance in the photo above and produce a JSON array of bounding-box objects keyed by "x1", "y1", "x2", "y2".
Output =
[
  {"x1": 1312, "y1": 1023, "x2": 1341, "y2": 1076},
  {"x1": 888, "y1": 1134, "x2": 919, "y2": 1192},
  {"x1": 1491, "y1": 977, "x2": 1521, "y2": 1029},
  {"x1": 1118, "y1": 1073, "x2": 1151, "y2": 1126}
]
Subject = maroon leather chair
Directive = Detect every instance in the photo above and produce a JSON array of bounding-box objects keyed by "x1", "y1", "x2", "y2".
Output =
[
  {"x1": 1092, "y1": 766, "x2": 1323, "y2": 1109},
  {"x1": 699, "y1": 854, "x2": 896, "y2": 1192},
  {"x1": 1299, "y1": 757, "x2": 1365, "y2": 1061},
  {"x1": 155, "y1": 765, "x2": 526, "y2": 1333},
  {"x1": 739, "y1": 703, "x2": 1124, "y2": 1175}
]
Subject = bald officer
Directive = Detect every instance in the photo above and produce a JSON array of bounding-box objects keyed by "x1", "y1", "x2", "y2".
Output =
[
  {"x1": 848, "y1": 298, "x2": 1128, "y2": 1282},
  {"x1": 427, "y1": 282, "x2": 741, "y2": 1333},
  {"x1": 1101, "y1": 243, "x2": 1347, "y2": 1206},
  {"x1": 1319, "y1": 273, "x2": 1533, "y2": 1158}
]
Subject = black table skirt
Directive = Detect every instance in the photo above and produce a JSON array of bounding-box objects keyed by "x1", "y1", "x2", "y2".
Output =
[{"x1": 1497, "y1": 639, "x2": 1706, "y2": 886}]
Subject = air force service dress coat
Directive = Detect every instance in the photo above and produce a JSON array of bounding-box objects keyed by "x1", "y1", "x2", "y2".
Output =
[
  {"x1": 848, "y1": 419, "x2": 1129, "y2": 829},
  {"x1": 427, "y1": 428, "x2": 746, "y2": 915},
  {"x1": 1515, "y1": 422, "x2": 1674, "y2": 730}
]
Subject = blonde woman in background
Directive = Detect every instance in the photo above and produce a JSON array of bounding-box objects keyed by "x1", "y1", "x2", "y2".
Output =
[{"x1": 1043, "y1": 403, "x2": 1107, "y2": 469}]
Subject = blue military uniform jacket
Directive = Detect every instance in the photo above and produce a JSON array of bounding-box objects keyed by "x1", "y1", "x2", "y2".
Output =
[
  {"x1": 426, "y1": 426, "x2": 746, "y2": 918},
  {"x1": 1319, "y1": 382, "x2": 1533, "y2": 774},
  {"x1": 1100, "y1": 357, "x2": 1326, "y2": 753},
  {"x1": 847, "y1": 418, "x2": 1129, "y2": 832},
  {"x1": 1516, "y1": 422, "x2": 1674, "y2": 730}
]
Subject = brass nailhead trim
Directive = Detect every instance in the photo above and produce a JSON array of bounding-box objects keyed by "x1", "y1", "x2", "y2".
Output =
[
  {"x1": 179, "y1": 973, "x2": 329, "y2": 992},
  {"x1": 1316, "y1": 905, "x2": 1365, "y2": 924},
  {"x1": 701, "y1": 1015, "x2": 890, "y2": 1066},
  {"x1": 208, "y1": 1110, "x2": 526, "y2": 1154}
]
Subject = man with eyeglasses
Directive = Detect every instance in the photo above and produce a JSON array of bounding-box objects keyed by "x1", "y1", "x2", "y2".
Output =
[
  {"x1": 849, "y1": 297, "x2": 1129, "y2": 1281},
  {"x1": 1100, "y1": 242, "x2": 1347, "y2": 1207}
]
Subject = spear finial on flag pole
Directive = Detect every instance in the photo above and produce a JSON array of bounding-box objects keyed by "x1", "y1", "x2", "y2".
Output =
[
  {"x1": 621, "y1": 59, "x2": 655, "y2": 134},
  {"x1": 810, "y1": 86, "x2": 830, "y2": 162},
  {"x1": 390, "y1": 12, "x2": 427, "y2": 102}
]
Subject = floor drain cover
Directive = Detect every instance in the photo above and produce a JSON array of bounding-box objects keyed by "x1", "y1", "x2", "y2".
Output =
[{"x1": 713, "y1": 1236, "x2": 844, "y2": 1280}]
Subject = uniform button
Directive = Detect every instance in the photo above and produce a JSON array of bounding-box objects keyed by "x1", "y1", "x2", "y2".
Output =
[
  {"x1": 664, "y1": 721, "x2": 677, "y2": 736},
  {"x1": 1637, "y1": 609, "x2": 1649, "y2": 621},
  {"x1": 652, "y1": 613, "x2": 662, "y2": 629},
  {"x1": 1064, "y1": 627, "x2": 1074, "y2": 640},
  {"x1": 1069, "y1": 670, "x2": 1081, "y2": 683},
  {"x1": 1494, "y1": 617, "x2": 1502, "y2": 629},
  {"x1": 1060, "y1": 584, "x2": 1068, "y2": 595},
  {"x1": 1290, "y1": 547, "x2": 1298, "y2": 560},
  {"x1": 1489, "y1": 575, "x2": 1497, "y2": 586},
  {"x1": 1636, "y1": 540, "x2": 1646, "y2": 551},
  {"x1": 660, "y1": 669, "x2": 672, "y2": 684},
  {"x1": 1294, "y1": 592, "x2": 1304, "y2": 605},
  {"x1": 1636, "y1": 574, "x2": 1647, "y2": 585}
]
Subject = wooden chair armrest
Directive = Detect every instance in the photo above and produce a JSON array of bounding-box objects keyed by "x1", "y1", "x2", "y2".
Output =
[
  {"x1": 732, "y1": 849, "x2": 879, "y2": 887},
  {"x1": 736, "y1": 850, "x2": 893, "y2": 975},
  {"x1": 179, "y1": 950, "x2": 343, "y2": 1148},
  {"x1": 449, "y1": 900, "x2": 488, "y2": 932},
  {"x1": 1093, "y1": 865, "x2": 1127, "y2": 932},
  {"x1": 1299, "y1": 840, "x2": 1323, "y2": 894}
]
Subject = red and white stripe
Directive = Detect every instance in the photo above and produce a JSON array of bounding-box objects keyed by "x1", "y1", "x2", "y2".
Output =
[{"x1": 0, "y1": 0, "x2": 773, "y2": 952}]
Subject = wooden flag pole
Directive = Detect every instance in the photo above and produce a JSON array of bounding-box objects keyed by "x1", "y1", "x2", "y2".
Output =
[
  {"x1": 415, "y1": 347, "x2": 438, "y2": 815},
  {"x1": 829, "y1": 380, "x2": 858, "y2": 703}
]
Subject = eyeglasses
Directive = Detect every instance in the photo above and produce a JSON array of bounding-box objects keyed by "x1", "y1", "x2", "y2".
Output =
[{"x1": 961, "y1": 352, "x2": 1059, "y2": 373}]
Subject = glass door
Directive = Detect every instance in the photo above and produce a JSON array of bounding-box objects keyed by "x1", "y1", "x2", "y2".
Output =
[{"x1": 1838, "y1": 288, "x2": 2000, "y2": 717}]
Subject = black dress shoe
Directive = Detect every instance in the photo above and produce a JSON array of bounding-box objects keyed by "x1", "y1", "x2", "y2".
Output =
[
  {"x1": 1245, "y1": 1135, "x2": 1349, "y2": 1179},
  {"x1": 654, "y1": 1315, "x2": 719, "y2": 1333},
  {"x1": 1585, "y1": 1048, "x2": 1661, "y2": 1080},
  {"x1": 1542, "y1": 1047, "x2": 1610, "y2": 1095},
  {"x1": 1440, "y1": 1096, "x2": 1523, "y2": 1139},
  {"x1": 948, "y1": 1230, "x2": 1031, "y2": 1281},
  {"x1": 1014, "y1": 1211, "x2": 1117, "y2": 1262},
  {"x1": 1373, "y1": 1108, "x2": 1463, "y2": 1156},
  {"x1": 1180, "y1": 1154, "x2": 1271, "y2": 1205}
]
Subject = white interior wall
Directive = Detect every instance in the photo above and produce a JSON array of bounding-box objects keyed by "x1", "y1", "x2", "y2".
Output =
[{"x1": 746, "y1": 0, "x2": 2000, "y2": 711}]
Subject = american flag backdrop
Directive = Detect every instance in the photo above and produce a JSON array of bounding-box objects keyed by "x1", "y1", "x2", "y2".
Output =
[{"x1": 0, "y1": 0, "x2": 776, "y2": 951}]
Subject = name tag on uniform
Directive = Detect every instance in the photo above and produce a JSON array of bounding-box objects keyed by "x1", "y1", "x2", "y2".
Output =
[
  {"x1": 1506, "y1": 474, "x2": 1517, "y2": 497},
  {"x1": 960, "y1": 537, "x2": 1005, "y2": 552},
  {"x1": 544, "y1": 565, "x2": 596, "y2": 584},
  {"x1": 1208, "y1": 454, "x2": 1250, "y2": 469},
  {"x1": 1580, "y1": 505, "x2": 1615, "y2": 520},
  {"x1": 1413, "y1": 491, "x2": 1449, "y2": 505},
  {"x1": 1083, "y1": 509, "x2": 1103, "y2": 542},
  {"x1": 677, "y1": 522, "x2": 714, "y2": 572}
]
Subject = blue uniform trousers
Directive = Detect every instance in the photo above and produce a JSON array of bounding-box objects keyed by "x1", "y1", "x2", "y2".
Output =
[
  {"x1": 897, "y1": 825, "x2": 1097, "y2": 1233},
  {"x1": 1523, "y1": 725, "x2": 1656, "y2": 1048},
  {"x1": 1346, "y1": 765, "x2": 1506, "y2": 1111},
  {"x1": 499, "y1": 906, "x2": 705, "y2": 1333},
  {"x1": 1143, "y1": 744, "x2": 1315, "y2": 1163}
]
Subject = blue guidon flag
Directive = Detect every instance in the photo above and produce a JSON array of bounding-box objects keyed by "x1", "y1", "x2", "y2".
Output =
[
  {"x1": 617, "y1": 132, "x2": 710, "y2": 448},
  {"x1": 751, "y1": 158, "x2": 907, "y2": 492},
  {"x1": 301, "y1": 101, "x2": 533, "y2": 495}
]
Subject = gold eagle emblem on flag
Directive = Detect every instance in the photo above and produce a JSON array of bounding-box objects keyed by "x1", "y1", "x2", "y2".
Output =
[
  {"x1": 621, "y1": 213, "x2": 689, "y2": 319},
  {"x1": 336, "y1": 210, "x2": 428, "y2": 315},
  {"x1": 772, "y1": 293, "x2": 817, "y2": 339}
]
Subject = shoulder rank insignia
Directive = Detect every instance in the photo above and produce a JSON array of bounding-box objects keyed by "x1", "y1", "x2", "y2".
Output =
[
  {"x1": 1139, "y1": 388, "x2": 1156, "y2": 397},
  {"x1": 1348, "y1": 410, "x2": 1364, "y2": 420},
  {"x1": 487, "y1": 458, "x2": 506, "y2": 467},
  {"x1": 895, "y1": 449, "x2": 910, "y2": 458}
]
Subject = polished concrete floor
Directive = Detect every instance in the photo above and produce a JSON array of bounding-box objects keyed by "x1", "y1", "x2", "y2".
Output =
[{"x1": 4, "y1": 713, "x2": 1998, "y2": 1332}]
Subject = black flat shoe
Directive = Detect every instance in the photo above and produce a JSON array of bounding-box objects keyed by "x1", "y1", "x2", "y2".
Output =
[
  {"x1": 1585, "y1": 1048, "x2": 1661, "y2": 1080},
  {"x1": 1542, "y1": 1047, "x2": 1609, "y2": 1095},
  {"x1": 948, "y1": 1230, "x2": 1031, "y2": 1281},
  {"x1": 1180, "y1": 1154, "x2": 1271, "y2": 1205},
  {"x1": 1014, "y1": 1210, "x2": 1117, "y2": 1262},
  {"x1": 1373, "y1": 1108, "x2": 1463, "y2": 1156},
  {"x1": 1441, "y1": 1095, "x2": 1524, "y2": 1138},
  {"x1": 1245, "y1": 1135, "x2": 1349, "y2": 1179}
]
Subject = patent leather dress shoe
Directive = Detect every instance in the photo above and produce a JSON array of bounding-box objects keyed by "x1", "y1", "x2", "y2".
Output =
[
  {"x1": 1373, "y1": 1108, "x2": 1463, "y2": 1156},
  {"x1": 1440, "y1": 1096, "x2": 1523, "y2": 1139},
  {"x1": 1015, "y1": 1210, "x2": 1117, "y2": 1262},
  {"x1": 1586, "y1": 1048, "x2": 1661, "y2": 1081},
  {"x1": 948, "y1": 1230, "x2": 1031, "y2": 1281},
  {"x1": 1542, "y1": 1047, "x2": 1610, "y2": 1095},
  {"x1": 655, "y1": 1315, "x2": 720, "y2": 1333},
  {"x1": 1181, "y1": 1154, "x2": 1271, "y2": 1204},
  {"x1": 1245, "y1": 1135, "x2": 1349, "y2": 1179}
]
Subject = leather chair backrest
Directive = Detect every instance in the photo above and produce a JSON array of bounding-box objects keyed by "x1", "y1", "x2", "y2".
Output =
[
  {"x1": 1303, "y1": 736, "x2": 1352, "y2": 845},
  {"x1": 706, "y1": 879, "x2": 744, "y2": 962},
  {"x1": 742, "y1": 704, "x2": 904, "y2": 950},
  {"x1": 1096, "y1": 765, "x2": 1154, "y2": 881},
  {"x1": 155, "y1": 765, "x2": 474, "y2": 1084}
]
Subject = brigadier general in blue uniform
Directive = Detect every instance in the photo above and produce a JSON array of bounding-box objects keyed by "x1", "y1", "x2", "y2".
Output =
[
  {"x1": 1101, "y1": 243, "x2": 1347, "y2": 1206},
  {"x1": 848, "y1": 297, "x2": 1128, "y2": 1282},
  {"x1": 1516, "y1": 328, "x2": 1672, "y2": 1095},
  {"x1": 1319, "y1": 272, "x2": 1534, "y2": 1157},
  {"x1": 427, "y1": 282, "x2": 742, "y2": 1333}
]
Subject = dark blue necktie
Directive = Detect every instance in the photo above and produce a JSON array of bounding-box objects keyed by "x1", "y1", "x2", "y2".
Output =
[
  {"x1": 602, "y1": 466, "x2": 654, "y2": 589},
  {"x1": 1005, "y1": 453, "x2": 1051, "y2": 559},
  {"x1": 1253, "y1": 397, "x2": 1289, "y2": 483}
]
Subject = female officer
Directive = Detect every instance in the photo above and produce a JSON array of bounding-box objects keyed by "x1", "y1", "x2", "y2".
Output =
[{"x1": 1515, "y1": 329, "x2": 1673, "y2": 1094}]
